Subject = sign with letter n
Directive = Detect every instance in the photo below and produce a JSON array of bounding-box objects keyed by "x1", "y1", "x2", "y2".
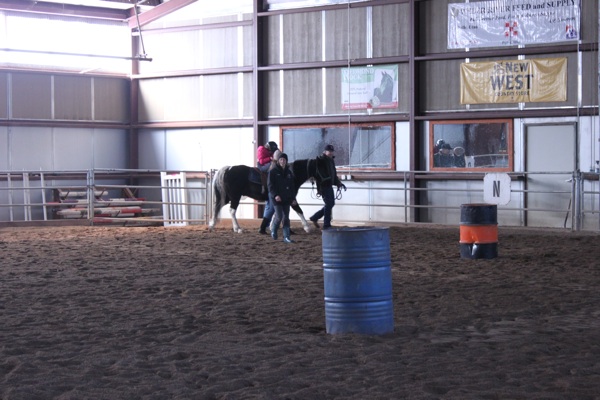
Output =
[{"x1": 484, "y1": 173, "x2": 511, "y2": 205}]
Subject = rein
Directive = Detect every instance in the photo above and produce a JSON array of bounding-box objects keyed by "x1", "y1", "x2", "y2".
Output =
[
  {"x1": 304, "y1": 158, "x2": 322, "y2": 199},
  {"x1": 306, "y1": 158, "x2": 318, "y2": 197},
  {"x1": 312, "y1": 157, "x2": 329, "y2": 183},
  {"x1": 335, "y1": 186, "x2": 344, "y2": 200},
  {"x1": 305, "y1": 158, "x2": 344, "y2": 200}
]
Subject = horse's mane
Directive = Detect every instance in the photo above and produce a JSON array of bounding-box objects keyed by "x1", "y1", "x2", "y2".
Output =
[
  {"x1": 289, "y1": 158, "x2": 312, "y2": 182},
  {"x1": 289, "y1": 156, "x2": 330, "y2": 190}
]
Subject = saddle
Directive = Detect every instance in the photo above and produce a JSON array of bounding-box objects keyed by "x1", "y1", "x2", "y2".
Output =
[{"x1": 249, "y1": 168, "x2": 268, "y2": 194}]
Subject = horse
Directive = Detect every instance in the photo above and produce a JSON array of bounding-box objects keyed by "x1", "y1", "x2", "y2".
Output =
[
  {"x1": 209, "y1": 158, "x2": 325, "y2": 233},
  {"x1": 372, "y1": 71, "x2": 394, "y2": 104}
]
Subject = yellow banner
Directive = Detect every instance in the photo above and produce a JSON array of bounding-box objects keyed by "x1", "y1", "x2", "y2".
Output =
[{"x1": 460, "y1": 58, "x2": 567, "y2": 104}]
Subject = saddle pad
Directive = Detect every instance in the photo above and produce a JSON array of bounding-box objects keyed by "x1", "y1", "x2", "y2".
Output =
[{"x1": 248, "y1": 168, "x2": 263, "y2": 185}]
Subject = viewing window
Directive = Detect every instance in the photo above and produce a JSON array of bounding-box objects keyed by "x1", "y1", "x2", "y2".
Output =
[
  {"x1": 281, "y1": 123, "x2": 395, "y2": 170},
  {"x1": 429, "y1": 119, "x2": 513, "y2": 172}
]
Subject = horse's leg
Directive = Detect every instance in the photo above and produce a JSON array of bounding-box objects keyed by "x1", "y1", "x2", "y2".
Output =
[
  {"x1": 209, "y1": 200, "x2": 221, "y2": 231},
  {"x1": 229, "y1": 198, "x2": 243, "y2": 233},
  {"x1": 209, "y1": 183, "x2": 222, "y2": 232},
  {"x1": 291, "y1": 202, "x2": 311, "y2": 233},
  {"x1": 229, "y1": 207, "x2": 243, "y2": 233},
  {"x1": 209, "y1": 215, "x2": 217, "y2": 231}
]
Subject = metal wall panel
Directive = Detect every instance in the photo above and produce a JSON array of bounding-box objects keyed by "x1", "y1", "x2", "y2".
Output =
[
  {"x1": 283, "y1": 69, "x2": 322, "y2": 116},
  {"x1": 421, "y1": 59, "x2": 466, "y2": 112},
  {"x1": 138, "y1": 25, "x2": 252, "y2": 74},
  {"x1": 372, "y1": 3, "x2": 409, "y2": 58},
  {"x1": 0, "y1": 127, "x2": 7, "y2": 169},
  {"x1": 0, "y1": 73, "x2": 7, "y2": 119},
  {"x1": 138, "y1": 127, "x2": 253, "y2": 171},
  {"x1": 52, "y1": 127, "x2": 94, "y2": 170},
  {"x1": 138, "y1": 79, "x2": 166, "y2": 122},
  {"x1": 138, "y1": 74, "x2": 250, "y2": 122},
  {"x1": 11, "y1": 73, "x2": 52, "y2": 120},
  {"x1": 54, "y1": 75, "x2": 92, "y2": 121},
  {"x1": 8, "y1": 127, "x2": 53, "y2": 170},
  {"x1": 93, "y1": 129, "x2": 129, "y2": 169},
  {"x1": 283, "y1": 11, "x2": 323, "y2": 63},
  {"x1": 94, "y1": 78, "x2": 130, "y2": 122}
]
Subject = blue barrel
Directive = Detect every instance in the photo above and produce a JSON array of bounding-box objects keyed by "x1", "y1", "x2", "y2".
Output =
[{"x1": 322, "y1": 227, "x2": 394, "y2": 335}]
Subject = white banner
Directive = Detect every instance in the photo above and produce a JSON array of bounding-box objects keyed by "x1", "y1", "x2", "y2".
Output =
[
  {"x1": 448, "y1": 0, "x2": 580, "y2": 49},
  {"x1": 341, "y1": 65, "x2": 398, "y2": 110}
]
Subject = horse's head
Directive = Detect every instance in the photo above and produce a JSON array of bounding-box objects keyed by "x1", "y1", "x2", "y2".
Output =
[
  {"x1": 378, "y1": 71, "x2": 394, "y2": 102},
  {"x1": 289, "y1": 156, "x2": 331, "y2": 194}
]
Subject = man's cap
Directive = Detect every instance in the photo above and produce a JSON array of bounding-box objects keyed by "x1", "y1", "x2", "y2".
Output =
[{"x1": 324, "y1": 144, "x2": 335, "y2": 152}]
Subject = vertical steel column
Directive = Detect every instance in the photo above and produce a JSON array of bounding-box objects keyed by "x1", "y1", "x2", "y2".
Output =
[
  {"x1": 572, "y1": 170, "x2": 582, "y2": 231},
  {"x1": 87, "y1": 170, "x2": 95, "y2": 225},
  {"x1": 408, "y1": 0, "x2": 419, "y2": 223}
]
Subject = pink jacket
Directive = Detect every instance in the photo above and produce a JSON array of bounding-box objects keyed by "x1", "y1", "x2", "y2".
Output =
[{"x1": 257, "y1": 146, "x2": 273, "y2": 166}]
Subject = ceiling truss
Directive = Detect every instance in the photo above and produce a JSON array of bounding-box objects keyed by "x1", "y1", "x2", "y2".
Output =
[{"x1": 0, "y1": 0, "x2": 171, "y2": 22}]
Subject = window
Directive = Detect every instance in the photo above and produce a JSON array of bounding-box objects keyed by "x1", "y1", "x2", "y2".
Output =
[
  {"x1": 429, "y1": 119, "x2": 513, "y2": 171},
  {"x1": 281, "y1": 123, "x2": 394, "y2": 170},
  {"x1": 1, "y1": 12, "x2": 130, "y2": 73}
]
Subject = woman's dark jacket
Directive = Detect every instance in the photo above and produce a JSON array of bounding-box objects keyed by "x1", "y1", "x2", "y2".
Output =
[{"x1": 268, "y1": 164, "x2": 295, "y2": 205}]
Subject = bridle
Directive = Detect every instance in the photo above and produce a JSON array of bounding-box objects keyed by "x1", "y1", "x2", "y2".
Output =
[{"x1": 305, "y1": 158, "x2": 343, "y2": 200}]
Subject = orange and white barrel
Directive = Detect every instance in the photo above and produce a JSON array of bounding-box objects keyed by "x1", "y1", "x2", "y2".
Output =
[{"x1": 459, "y1": 203, "x2": 498, "y2": 259}]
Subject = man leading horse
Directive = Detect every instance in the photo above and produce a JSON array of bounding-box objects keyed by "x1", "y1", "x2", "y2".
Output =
[{"x1": 309, "y1": 144, "x2": 346, "y2": 230}]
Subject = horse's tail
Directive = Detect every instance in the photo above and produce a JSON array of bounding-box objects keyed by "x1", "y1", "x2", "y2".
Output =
[{"x1": 209, "y1": 166, "x2": 229, "y2": 230}]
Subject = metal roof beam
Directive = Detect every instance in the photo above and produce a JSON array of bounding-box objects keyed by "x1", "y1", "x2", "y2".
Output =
[
  {"x1": 127, "y1": 0, "x2": 197, "y2": 29},
  {"x1": 0, "y1": 0, "x2": 130, "y2": 20}
]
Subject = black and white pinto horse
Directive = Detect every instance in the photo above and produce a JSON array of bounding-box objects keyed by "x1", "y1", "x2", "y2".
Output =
[{"x1": 209, "y1": 158, "x2": 325, "y2": 233}]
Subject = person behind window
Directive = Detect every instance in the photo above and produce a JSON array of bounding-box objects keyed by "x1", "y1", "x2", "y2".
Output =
[
  {"x1": 453, "y1": 146, "x2": 466, "y2": 168},
  {"x1": 434, "y1": 139, "x2": 446, "y2": 154},
  {"x1": 434, "y1": 143, "x2": 456, "y2": 168},
  {"x1": 309, "y1": 144, "x2": 346, "y2": 230},
  {"x1": 268, "y1": 153, "x2": 296, "y2": 243}
]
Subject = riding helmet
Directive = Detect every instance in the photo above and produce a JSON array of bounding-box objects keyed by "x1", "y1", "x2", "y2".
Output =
[{"x1": 267, "y1": 141, "x2": 278, "y2": 152}]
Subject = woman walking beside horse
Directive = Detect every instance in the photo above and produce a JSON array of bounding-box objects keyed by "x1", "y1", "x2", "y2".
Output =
[{"x1": 268, "y1": 153, "x2": 295, "y2": 243}]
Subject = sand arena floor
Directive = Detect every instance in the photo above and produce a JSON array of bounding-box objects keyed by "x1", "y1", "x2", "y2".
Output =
[{"x1": 0, "y1": 221, "x2": 599, "y2": 399}]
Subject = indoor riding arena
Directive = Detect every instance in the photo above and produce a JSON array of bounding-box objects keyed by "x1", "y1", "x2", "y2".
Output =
[
  {"x1": 2, "y1": 0, "x2": 600, "y2": 399},
  {"x1": 1, "y1": 221, "x2": 598, "y2": 399}
]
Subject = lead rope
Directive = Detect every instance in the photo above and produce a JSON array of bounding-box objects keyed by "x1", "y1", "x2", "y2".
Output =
[{"x1": 335, "y1": 186, "x2": 343, "y2": 200}]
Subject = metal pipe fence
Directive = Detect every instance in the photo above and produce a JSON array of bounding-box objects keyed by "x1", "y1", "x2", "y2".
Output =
[{"x1": 0, "y1": 169, "x2": 598, "y2": 231}]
